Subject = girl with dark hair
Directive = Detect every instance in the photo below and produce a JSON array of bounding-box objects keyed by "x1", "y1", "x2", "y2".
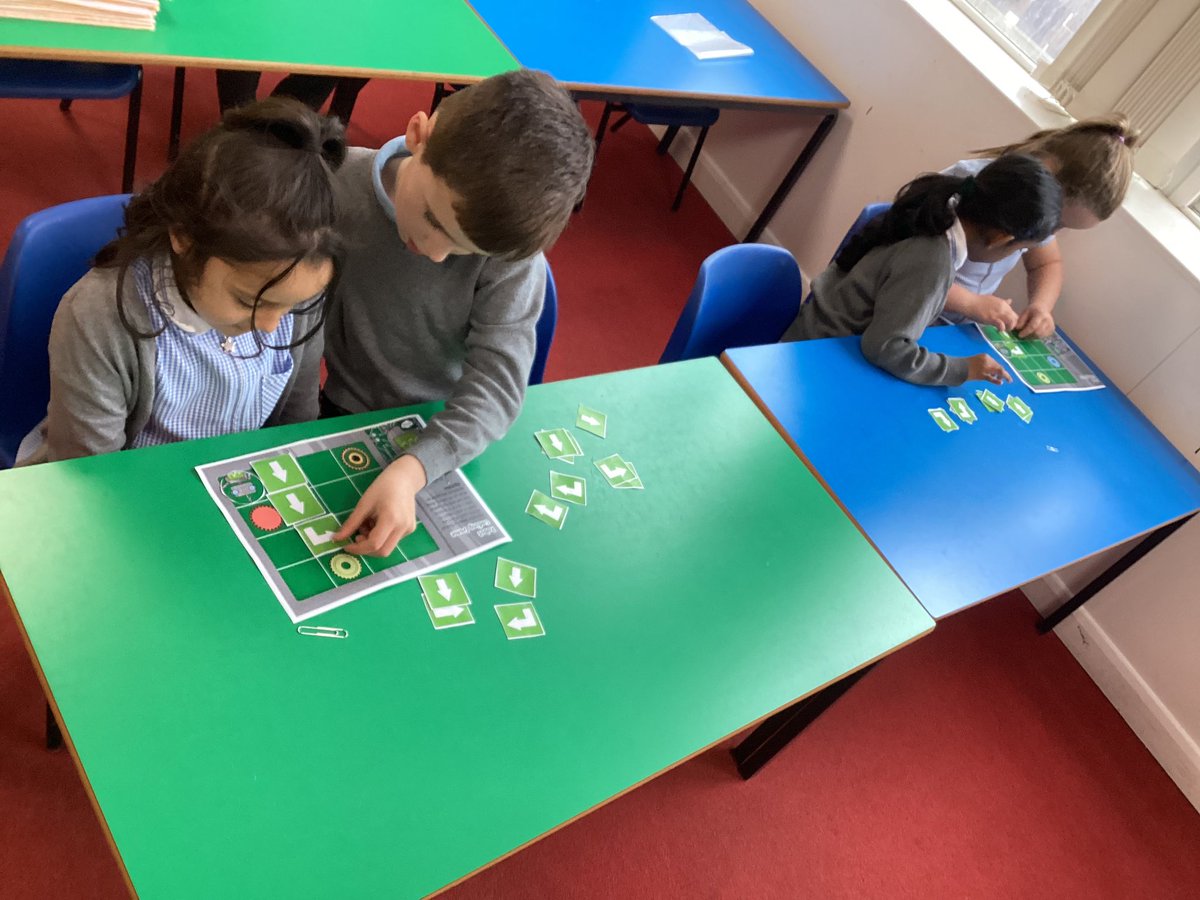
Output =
[
  {"x1": 782, "y1": 154, "x2": 1061, "y2": 387},
  {"x1": 18, "y1": 98, "x2": 346, "y2": 464}
]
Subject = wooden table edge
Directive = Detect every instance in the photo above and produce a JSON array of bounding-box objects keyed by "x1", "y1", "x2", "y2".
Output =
[
  {"x1": 0, "y1": 44, "x2": 502, "y2": 83},
  {"x1": 1, "y1": 571, "x2": 138, "y2": 899},
  {"x1": 431, "y1": 622, "x2": 932, "y2": 896}
]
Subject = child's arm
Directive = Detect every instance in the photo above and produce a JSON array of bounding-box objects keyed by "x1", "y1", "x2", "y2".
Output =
[
  {"x1": 335, "y1": 258, "x2": 542, "y2": 556},
  {"x1": 860, "y1": 241, "x2": 1010, "y2": 387},
  {"x1": 35, "y1": 275, "x2": 141, "y2": 462},
  {"x1": 1015, "y1": 241, "x2": 1062, "y2": 338},
  {"x1": 943, "y1": 282, "x2": 1020, "y2": 331}
]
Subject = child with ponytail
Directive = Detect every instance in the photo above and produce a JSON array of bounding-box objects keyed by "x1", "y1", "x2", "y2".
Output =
[
  {"x1": 782, "y1": 154, "x2": 1061, "y2": 386},
  {"x1": 19, "y1": 98, "x2": 346, "y2": 464}
]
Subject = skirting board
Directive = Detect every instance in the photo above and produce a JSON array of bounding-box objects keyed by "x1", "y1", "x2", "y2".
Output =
[
  {"x1": 1025, "y1": 575, "x2": 1200, "y2": 814},
  {"x1": 650, "y1": 125, "x2": 783, "y2": 247}
]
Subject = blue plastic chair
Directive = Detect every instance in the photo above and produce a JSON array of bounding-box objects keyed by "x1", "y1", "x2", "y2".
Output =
[
  {"x1": 833, "y1": 202, "x2": 893, "y2": 261},
  {"x1": 0, "y1": 60, "x2": 143, "y2": 193},
  {"x1": 659, "y1": 243, "x2": 802, "y2": 364},
  {"x1": 529, "y1": 260, "x2": 558, "y2": 385},
  {"x1": 0, "y1": 194, "x2": 130, "y2": 468},
  {"x1": 801, "y1": 202, "x2": 893, "y2": 306},
  {"x1": 595, "y1": 101, "x2": 720, "y2": 211}
]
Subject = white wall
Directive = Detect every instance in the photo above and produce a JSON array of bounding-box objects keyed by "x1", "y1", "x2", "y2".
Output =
[{"x1": 675, "y1": 0, "x2": 1200, "y2": 808}]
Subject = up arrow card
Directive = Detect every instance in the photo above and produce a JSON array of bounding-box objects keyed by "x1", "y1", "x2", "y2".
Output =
[{"x1": 495, "y1": 557, "x2": 537, "y2": 597}]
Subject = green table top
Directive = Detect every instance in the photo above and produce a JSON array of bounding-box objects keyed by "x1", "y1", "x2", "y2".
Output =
[
  {"x1": 0, "y1": 0, "x2": 517, "y2": 80},
  {"x1": 0, "y1": 358, "x2": 932, "y2": 898}
]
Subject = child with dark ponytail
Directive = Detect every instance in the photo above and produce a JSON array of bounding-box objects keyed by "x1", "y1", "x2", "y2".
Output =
[
  {"x1": 19, "y1": 98, "x2": 346, "y2": 464},
  {"x1": 783, "y1": 154, "x2": 1061, "y2": 386}
]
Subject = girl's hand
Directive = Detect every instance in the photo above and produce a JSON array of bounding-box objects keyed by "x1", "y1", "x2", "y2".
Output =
[
  {"x1": 967, "y1": 353, "x2": 1012, "y2": 386},
  {"x1": 333, "y1": 455, "x2": 428, "y2": 557},
  {"x1": 1015, "y1": 306, "x2": 1055, "y2": 339}
]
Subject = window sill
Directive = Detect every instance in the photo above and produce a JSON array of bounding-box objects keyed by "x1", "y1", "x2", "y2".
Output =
[{"x1": 908, "y1": 0, "x2": 1200, "y2": 287}]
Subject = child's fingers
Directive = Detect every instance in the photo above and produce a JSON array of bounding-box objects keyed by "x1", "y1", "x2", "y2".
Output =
[{"x1": 334, "y1": 501, "x2": 369, "y2": 541}]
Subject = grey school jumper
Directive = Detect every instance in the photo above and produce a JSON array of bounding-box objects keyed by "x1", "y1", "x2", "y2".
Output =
[
  {"x1": 322, "y1": 143, "x2": 544, "y2": 484},
  {"x1": 783, "y1": 233, "x2": 970, "y2": 386},
  {"x1": 18, "y1": 265, "x2": 321, "y2": 465}
]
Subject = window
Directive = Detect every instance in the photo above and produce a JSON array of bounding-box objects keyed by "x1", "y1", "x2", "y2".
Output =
[
  {"x1": 958, "y1": 0, "x2": 1105, "y2": 66},
  {"x1": 949, "y1": 0, "x2": 1200, "y2": 222}
]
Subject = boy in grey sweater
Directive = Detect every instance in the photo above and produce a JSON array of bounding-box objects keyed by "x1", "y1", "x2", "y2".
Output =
[{"x1": 324, "y1": 70, "x2": 593, "y2": 557}]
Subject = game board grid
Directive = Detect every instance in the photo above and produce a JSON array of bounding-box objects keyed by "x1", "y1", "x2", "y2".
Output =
[{"x1": 236, "y1": 444, "x2": 416, "y2": 602}]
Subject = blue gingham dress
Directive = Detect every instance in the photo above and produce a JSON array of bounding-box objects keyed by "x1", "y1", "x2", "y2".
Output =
[{"x1": 130, "y1": 257, "x2": 295, "y2": 448}]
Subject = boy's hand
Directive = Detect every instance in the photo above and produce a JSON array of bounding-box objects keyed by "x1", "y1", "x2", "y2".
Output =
[
  {"x1": 1015, "y1": 305, "x2": 1055, "y2": 339},
  {"x1": 966, "y1": 294, "x2": 1019, "y2": 331},
  {"x1": 966, "y1": 353, "x2": 1012, "y2": 386},
  {"x1": 334, "y1": 455, "x2": 428, "y2": 557}
]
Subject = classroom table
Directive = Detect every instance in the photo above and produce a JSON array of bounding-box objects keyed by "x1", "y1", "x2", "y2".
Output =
[
  {"x1": 0, "y1": 358, "x2": 932, "y2": 898},
  {"x1": 0, "y1": 0, "x2": 518, "y2": 159},
  {"x1": 427, "y1": 0, "x2": 849, "y2": 241},
  {"x1": 0, "y1": 1, "x2": 516, "y2": 82},
  {"x1": 723, "y1": 325, "x2": 1200, "y2": 621}
]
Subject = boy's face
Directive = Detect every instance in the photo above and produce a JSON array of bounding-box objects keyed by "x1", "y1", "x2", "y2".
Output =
[{"x1": 391, "y1": 112, "x2": 484, "y2": 263}]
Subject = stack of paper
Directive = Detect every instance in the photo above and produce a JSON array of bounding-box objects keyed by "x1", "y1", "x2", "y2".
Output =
[
  {"x1": 651, "y1": 13, "x2": 754, "y2": 60},
  {"x1": 0, "y1": 0, "x2": 160, "y2": 31}
]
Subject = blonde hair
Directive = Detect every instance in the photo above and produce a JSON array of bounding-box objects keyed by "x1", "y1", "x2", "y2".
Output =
[{"x1": 973, "y1": 114, "x2": 1140, "y2": 221}]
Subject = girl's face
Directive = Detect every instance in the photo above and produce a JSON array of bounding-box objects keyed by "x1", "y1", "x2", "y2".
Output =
[
  {"x1": 170, "y1": 235, "x2": 333, "y2": 337},
  {"x1": 962, "y1": 221, "x2": 1041, "y2": 264},
  {"x1": 1059, "y1": 200, "x2": 1102, "y2": 231}
]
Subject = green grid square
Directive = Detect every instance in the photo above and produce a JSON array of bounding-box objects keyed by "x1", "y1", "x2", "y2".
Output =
[
  {"x1": 280, "y1": 558, "x2": 334, "y2": 601},
  {"x1": 334, "y1": 441, "x2": 381, "y2": 476},
  {"x1": 239, "y1": 502, "x2": 287, "y2": 538},
  {"x1": 321, "y1": 551, "x2": 371, "y2": 585},
  {"x1": 351, "y1": 470, "x2": 381, "y2": 493},
  {"x1": 398, "y1": 522, "x2": 438, "y2": 560},
  {"x1": 362, "y1": 543, "x2": 407, "y2": 574},
  {"x1": 260, "y1": 529, "x2": 312, "y2": 568},
  {"x1": 296, "y1": 449, "x2": 345, "y2": 485},
  {"x1": 315, "y1": 478, "x2": 361, "y2": 515}
]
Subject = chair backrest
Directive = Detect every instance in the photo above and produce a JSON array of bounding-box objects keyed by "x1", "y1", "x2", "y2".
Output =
[
  {"x1": 0, "y1": 194, "x2": 130, "y2": 467},
  {"x1": 831, "y1": 202, "x2": 893, "y2": 263},
  {"x1": 659, "y1": 243, "x2": 802, "y2": 364},
  {"x1": 801, "y1": 202, "x2": 893, "y2": 307},
  {"x1": 528, "y1": 259, "x2": 557, "y2": 385}
]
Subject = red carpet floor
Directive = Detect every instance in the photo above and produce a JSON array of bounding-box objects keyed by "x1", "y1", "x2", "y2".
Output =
[{"x1": 3, "y1": 69, "x2": 1199, "y2": 899}]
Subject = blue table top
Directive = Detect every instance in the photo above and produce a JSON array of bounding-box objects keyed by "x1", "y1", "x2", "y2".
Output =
[
  {"x1": 725, "y1": 326, "x2": 1200, "y2": 619},
  {"x1": 469, "y1": 0, "x2": 848, "y2": 107}
]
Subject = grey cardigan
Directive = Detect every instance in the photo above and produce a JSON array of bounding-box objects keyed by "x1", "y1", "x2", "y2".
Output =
[
  {"x1": 782, "y1": 234, "x2": 969, "y2": 386},
  {"x1": 20, "y1": 265, "x2": 322, "y2": 465}
]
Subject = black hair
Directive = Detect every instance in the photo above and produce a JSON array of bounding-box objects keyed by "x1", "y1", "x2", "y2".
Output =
[
  {"x1": 98, "y1": 97, "x2": 347, "y2": 353},
  {"x1": 836, "y1": 154, "x2": 1062, "y2": 272}
]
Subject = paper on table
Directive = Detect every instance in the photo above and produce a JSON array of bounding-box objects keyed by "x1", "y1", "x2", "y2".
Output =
[
  {"x1": 651, "y1": 13, "x2": 754, "y2": 60},
  {"x1": 0, "y1": 0, "x2": 160, "y2": 31}
]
